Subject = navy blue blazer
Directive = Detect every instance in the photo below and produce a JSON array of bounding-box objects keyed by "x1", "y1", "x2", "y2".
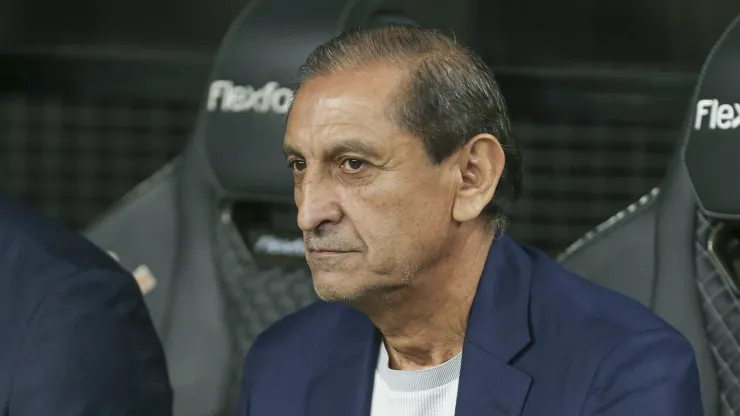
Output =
[
  {"x1": 0, "y1": 198, "x2": 172, "y2": 415},
  {"x1": 236, "y1": 233, "x2": 703, "y2": 415}
]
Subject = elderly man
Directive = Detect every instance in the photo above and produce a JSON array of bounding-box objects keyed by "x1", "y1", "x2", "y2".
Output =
[{"x1": 235, "y1": 25, "x2": 703, "y2": 416}]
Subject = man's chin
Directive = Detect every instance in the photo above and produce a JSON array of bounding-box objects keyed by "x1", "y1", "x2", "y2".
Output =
[
  {"x1": 314, "y1": 289, "x2": 363, "y2": 303},
  {"x1": 312, "y1": 274, "x2": 406, "y2": 307},
  {"x1": 312, "y1": 271, "x2": 376, "y2": 303},
  {"x1": 313, "y1": 282, "x2": 366, "y2": 303}
]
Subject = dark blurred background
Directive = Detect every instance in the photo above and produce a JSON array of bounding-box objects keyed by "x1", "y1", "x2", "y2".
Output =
[{"x1": 1, "y1": 0, "x2": 738, "y2": 253}]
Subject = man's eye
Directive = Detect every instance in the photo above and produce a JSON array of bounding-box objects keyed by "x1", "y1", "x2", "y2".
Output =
[
  {"x1": 288, "y1": 160, "x2": 306, "y2": 172},
  {"x1": 341, "y1": 158, "x2": 365, "y2": 172}
]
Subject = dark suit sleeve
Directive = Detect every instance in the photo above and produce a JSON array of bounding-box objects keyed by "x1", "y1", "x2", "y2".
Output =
[
  {"x1": 581, "y1": 328, "x2": 703, "y2": 415},
  {"x1": 9, "y1": 268, "x2": 173, "y2": 416}
]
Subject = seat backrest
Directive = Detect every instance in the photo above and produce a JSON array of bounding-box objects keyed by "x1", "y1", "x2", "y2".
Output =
[
  {"x1": 684, "y1": 21, "x2": 740, "y2": 221},
  {"x1": 559, "y1": 13, "x2": 740, "y2": 416},
  {"x1": 191, "y1": 0, "x2": 415, "y2": 203}
]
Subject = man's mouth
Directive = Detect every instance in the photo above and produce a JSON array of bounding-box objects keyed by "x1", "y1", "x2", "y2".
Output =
[{"x1": 308, "y1": 249, "x2": 357, "y2": 259}]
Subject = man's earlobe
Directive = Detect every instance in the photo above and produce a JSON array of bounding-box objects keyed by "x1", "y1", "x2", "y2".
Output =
[{"x1": 452, "y1": 134, "x2": 505, "y2": 222}]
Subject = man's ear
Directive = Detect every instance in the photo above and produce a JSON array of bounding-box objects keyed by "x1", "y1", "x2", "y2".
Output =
[{"x1": 451, "y1": 133, "x2": 505, "y2": 222}]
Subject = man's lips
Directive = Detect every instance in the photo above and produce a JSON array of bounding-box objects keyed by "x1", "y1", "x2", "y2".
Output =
[{"x1": 308, "y1": 250, "x2": 357, "y2": 258}]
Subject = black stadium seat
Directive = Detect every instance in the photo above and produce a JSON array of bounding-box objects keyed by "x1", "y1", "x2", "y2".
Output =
[
  {"x1": 559, "y1": 13, "x2": 740, "y2": 416},
  {"x1": 84, "y1": 1, "x2": 418, "y2": 415}
]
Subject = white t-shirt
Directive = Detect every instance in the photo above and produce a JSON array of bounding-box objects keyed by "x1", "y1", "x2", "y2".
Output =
[{"x1": 370, "y1": 342, "x2": 462, "y2": 416}]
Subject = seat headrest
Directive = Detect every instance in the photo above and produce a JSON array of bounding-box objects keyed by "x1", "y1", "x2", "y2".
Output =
[
  {"x1": 191, "y1": 0, "x2": 417, "y2": 203},
  {"x1": 683, "y1": 13, "x2": 740, "y2": 220}
]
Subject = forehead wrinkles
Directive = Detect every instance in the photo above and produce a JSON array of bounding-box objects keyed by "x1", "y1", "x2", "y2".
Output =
[
  {"x1": 290, "y1": 92, "x2": 359, "y2": 127},
  {"x1": 285, "y1": 70, "x2": 407, "y2": 160},
  {"x1": 288, "y1": 100, "x2": 385, "y2": 153},
  {"x1": 294, "y1": 70, "x2": 395, "y2": 117}
]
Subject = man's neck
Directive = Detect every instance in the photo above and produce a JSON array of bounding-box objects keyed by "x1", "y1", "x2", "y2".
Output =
[{"x1": 362, "y1": 222, "x2": 494, "y2": 370}]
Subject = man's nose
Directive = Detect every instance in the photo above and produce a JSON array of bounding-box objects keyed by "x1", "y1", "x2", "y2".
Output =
[{"x1": 296, "y1": 178, "x2": 342, "y2": 232}]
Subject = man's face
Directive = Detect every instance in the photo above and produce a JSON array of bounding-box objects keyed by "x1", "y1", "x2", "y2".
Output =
[{"x1": 284, "y1": 65, "x2": 460, "y2": 302}]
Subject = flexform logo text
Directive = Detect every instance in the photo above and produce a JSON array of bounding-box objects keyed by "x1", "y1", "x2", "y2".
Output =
[
  {"x1": 694, "y1": 99, "x2": 740, "y2": 130},
  {"x1": 207, "y1": 80, "x2": 294, "y2": 114}
]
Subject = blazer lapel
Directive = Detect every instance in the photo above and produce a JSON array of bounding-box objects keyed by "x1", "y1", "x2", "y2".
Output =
[
  {"x1": 305, "y1": 307, "x2": 379, "y2": 416},
  {"x1": 455, "y1": 235, "x2": 534, "y2": 416},
  {"x1": 455, "y1": 345, "x2": 532, "y2": 416}
]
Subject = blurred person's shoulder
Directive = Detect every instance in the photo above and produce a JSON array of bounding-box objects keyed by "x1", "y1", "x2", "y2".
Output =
[{"x1": 0, "y1": 197, "x2": 126, "y2": 281}]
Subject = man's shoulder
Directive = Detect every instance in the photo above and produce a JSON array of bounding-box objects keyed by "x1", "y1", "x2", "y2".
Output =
[
  {"x1": 520, "y1": 244, "x2": 697, "y2": 399},
  {"x1": 252, "y1": 301, "x2": 350, "y2": 352},
  {"x1": 244, "y1": 300, "x2": 360, "y2": 376},
  {"x1": 525, "y1": 244, "x2": 684, "y2": 343},
  {"x1": 0, "y1": 197, "x2": 125, "y2": 286}
]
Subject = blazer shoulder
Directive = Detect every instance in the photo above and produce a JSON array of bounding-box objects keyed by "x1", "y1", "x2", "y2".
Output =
[
  {"x1": 0, "y1": 198, "x2": 122, "y2": 277},
  {"x1": 259, "y1": 301, "x2": 348, "y2": 348},
  {"x1": 527, "y1": 246, "x2": 678, "y2": 341},
  {"x1": 251, "y1": 301, "x2": 346, "y2": 355}
]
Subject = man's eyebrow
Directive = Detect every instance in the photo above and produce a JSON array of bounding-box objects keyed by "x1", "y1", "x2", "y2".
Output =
[
  {"x1": 325, "y1": 138, "x2": 382, "y2": 160},
  {"x1": 282, "y1": 138, "x2": 382, "y2": 160},
  {"x1": 282, "y1": 144, "x2": 303, "y2": 159}
]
